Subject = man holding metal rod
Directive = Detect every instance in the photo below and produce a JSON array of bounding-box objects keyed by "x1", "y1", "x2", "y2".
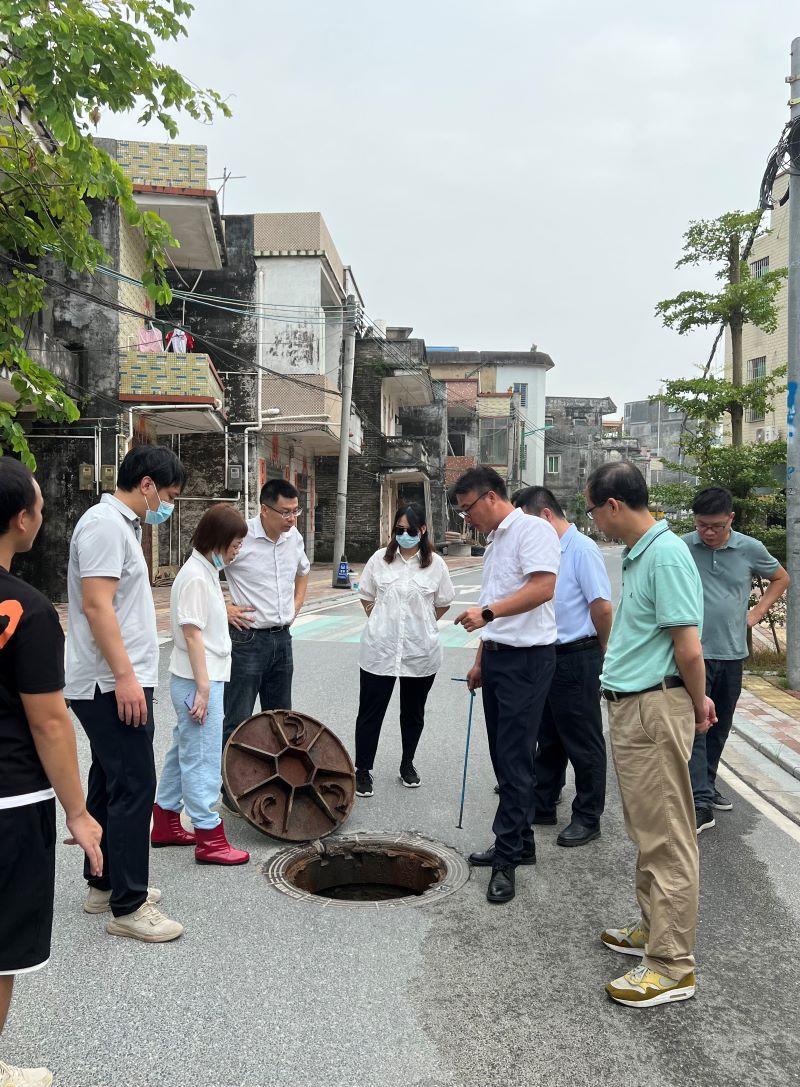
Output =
[{"x1": 450, "y1": 466, "x2": 560, "y2": 905}]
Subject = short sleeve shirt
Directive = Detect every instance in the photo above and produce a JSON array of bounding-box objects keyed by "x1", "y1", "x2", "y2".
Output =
[
  {"x1": 601, "y1": 521, "x2": 704, "y2": 693},
  {"x1": 0, "y1": 569, "x2": 65, "y2": 805},
  {"x1": 479, "y1": 508, "x2": 560, "y2": 647},
  {"x1": 65, "y1": 494, "x2": 158, "y2": 700},
  {"x1": 554, "y1": 524, "x2": 612, "y2": 644},
  {"x1": 682, "y1": 530, "x2": 781, "y2": 660},
  {"x1": 224, "y1": 518, "x2": 310, "y2": 628},
  {"x1": 359, "y1": 549, "x2": 455, "y2": 677},
  {"x1": 169, "y1": 551, "x2": 232, "y2": 682}
]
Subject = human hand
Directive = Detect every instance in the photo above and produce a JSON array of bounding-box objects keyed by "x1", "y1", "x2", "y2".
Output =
[
  {"x1": 115, "y1": 671, "x2": 148, "y2": 727},
  {"x1": 227, "y1": 603, "x2": 256, "y2": 630},
  {"x1": 746, "y1": 607, "x2": 764, "y2": 629},
  {"x1": 466, "y1": 664, "x2": 482, "y2": 691},
  {"x1": 694, "y1": 696, "x2": 717, "y2": 735},
  {"x1": 190, "y1": 685, "x2": 209, "y2": 725},
  {"x1": 454, "y1": 607, "x2": 487, "y2": 633},
  {"x1": 64, "y1": 809, "x2": 103, "y2": 877}
]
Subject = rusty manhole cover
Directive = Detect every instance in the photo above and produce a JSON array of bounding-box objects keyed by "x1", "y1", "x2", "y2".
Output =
[
  {"x1": 223, "y1": 710, "x2": 355, "y2": 841},
  {"x1": 264, "y1": 832, "x2": 471, "y2": 909}
]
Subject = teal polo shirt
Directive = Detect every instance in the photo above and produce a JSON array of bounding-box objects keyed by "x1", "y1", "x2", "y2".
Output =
[
  {"x1": 681, "y1": 529, "x2": 779, "y2": 660},
  {"x1": 601, "y1": 521, "x2": 704, "y2": 693}
]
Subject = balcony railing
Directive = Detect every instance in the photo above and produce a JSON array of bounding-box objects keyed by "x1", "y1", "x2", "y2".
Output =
[
  {"x1": 381, "y1": 435, "x2": 433, "y2": 473},
  {"x1": 119, "y1": 350, "x2": 225, "y2": 406}
]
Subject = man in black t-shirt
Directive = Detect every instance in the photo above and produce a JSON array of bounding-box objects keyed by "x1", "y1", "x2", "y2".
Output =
[{"x1": 0, "y1": 458, "x2": 102, "y2": 1087}]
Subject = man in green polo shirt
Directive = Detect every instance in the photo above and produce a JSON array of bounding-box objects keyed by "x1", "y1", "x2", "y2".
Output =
[
  {"x1": 584, "y1": 461, "x2": 715, "y2": 1010},
  {"x1": 683, "y1": 486, "x2": 789, "y2": 833}
]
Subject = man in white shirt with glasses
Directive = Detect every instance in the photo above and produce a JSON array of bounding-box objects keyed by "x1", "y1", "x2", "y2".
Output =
[{"x1": 221, "y1": 480, "x2": 310, "y2": 801}]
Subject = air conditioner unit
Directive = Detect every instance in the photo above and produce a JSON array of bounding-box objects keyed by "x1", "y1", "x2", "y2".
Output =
[
  {"x1": 755, "y1": 427, "x2": 765, "y2": 444},
  {"x1": 763, "y1": 426, "x2": 778, "y2": 442}
]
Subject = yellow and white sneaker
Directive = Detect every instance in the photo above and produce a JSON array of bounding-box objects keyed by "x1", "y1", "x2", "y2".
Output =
[
  {"x1": 600, "y1": 920, "x2": 648, "y2": 957},
  {"x1": 84, "y1": 886, "x2": 162, "y2": 914},
  {"x1": 0, "y1": 1059, "x2": 53, "y2": 1086},
  {"x1": 606, "y1": 964, "x2": 696, "y2": 1008}
]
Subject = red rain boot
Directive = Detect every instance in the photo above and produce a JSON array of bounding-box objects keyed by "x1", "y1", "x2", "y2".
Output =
[
  {"x1": 151, "y1": 803, "x2": 196, "y2": 848},
  {"x1": 194, "y1": 822, "x2": 250, "y2": 866}
]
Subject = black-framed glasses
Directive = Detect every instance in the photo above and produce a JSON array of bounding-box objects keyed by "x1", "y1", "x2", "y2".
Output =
[
  {"x1": 455, "y1": 491, "x2": 489, "y2": 520},
  {"x1": 586, "y1": 499, "x2": 608, "y2": 521},
  {"x1": 264, "y1": 504, "x2": 300, "y2": 520}
]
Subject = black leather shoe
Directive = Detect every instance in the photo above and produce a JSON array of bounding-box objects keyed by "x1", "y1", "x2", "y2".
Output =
[
  {"x1": 469, "y1": 844, "x2": 535, "y2": 867},
  {"x1": 487, "y1": 863, "x2": 515, "y2": 903},
  {"x1": 533, "y1": 811, "x2": 558, "y2": 826},
  {"x1": 556, "y1": 819, "x2": 601, "y2": 847}
]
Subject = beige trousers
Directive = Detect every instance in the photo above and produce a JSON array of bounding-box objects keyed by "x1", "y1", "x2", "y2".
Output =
[{"x1": 608, "y1": 686, "x2": 699, "y2": 979}]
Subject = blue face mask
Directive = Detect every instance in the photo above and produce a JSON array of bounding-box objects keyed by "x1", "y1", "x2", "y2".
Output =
[
  {"x1": 396, "y1": 531, "x2": 421, "y2": 549},
  {"x1": 143, "y1": 486, "x2": 174, "y2": 526},
  {"x1": 212, "y1": 553, "x2": 225, "y2": 570}
]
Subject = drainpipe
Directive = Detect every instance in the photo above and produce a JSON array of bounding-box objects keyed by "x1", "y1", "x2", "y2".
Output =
[{"x1": 243, "y1": 266, "x2": 267, "y2": 518}]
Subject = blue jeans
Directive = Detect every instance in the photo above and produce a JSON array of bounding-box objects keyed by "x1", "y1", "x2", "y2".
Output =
[
  {"x1": 222, "y1": 626, "x2": 293, "y2": 749},
  {"x1": 156, "y1": 676, "x2": 224, "y2": 830},
  {"x1": 688, "y1": 658, "x2": 743, "y2": 810}
]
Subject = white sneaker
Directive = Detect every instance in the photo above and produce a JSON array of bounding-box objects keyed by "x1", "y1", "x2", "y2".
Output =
[
  {"x1": 0, "y1": 1060, "x2": 53, "y2": 1086},
  {"x1": 84, "y1": 886, "x2": 162, "y2": 914},
  {"x1": 105, "y1": 902, "x2": 184, "y2": 943}
]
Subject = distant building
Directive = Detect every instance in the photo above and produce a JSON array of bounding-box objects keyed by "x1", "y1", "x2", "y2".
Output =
[
  {"x1": 542, "y1": 396, "x2": 616, "y2": 511},
  {"x1": 623, "y1": 398, "x2": 694, "y2": 484}
]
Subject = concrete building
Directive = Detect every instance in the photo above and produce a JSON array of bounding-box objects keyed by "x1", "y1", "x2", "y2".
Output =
[
  {"x1": 542, "y1": 396, "x2": 616, "y2": 512},
  {"x1": 623, "y1": 398, "x2": 694, "y2": 484}
]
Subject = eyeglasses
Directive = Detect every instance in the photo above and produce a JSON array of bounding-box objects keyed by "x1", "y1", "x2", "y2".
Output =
[
  {"x1": 585, "y1": 499, "x2": 608, "y2": 521},
  {"x1": 264, "y1": 504, "x2": 300, "y2": 520},
  {"x1": 455, "y1": 491, "x2": 490, "y2": 520},
  {"x1": 695, "y1": 519, "x2": 730, "y2": 532}
]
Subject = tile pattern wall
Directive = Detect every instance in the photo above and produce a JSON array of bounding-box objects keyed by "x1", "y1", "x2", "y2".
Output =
[
  {"x1": 115, "y1": 141, "x2": 208, "y2": 188},
  {"x1": 119, "y1": 350, "x2": 223, "y2": 401},
  {"x1": 118, "y1": 215, "x2": 149, "y2": 351}
]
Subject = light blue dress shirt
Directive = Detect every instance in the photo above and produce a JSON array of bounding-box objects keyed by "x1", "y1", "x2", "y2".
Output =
[{"x1": 554, "y1": 524, "x2": 612, "y2": 644}]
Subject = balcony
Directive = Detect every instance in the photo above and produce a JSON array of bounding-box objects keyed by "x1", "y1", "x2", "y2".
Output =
[
  {"x1": 119, "y1": 349, "x2": 226, "y2": 434},
  {"x1": 260, "y1": 375, "x2": 363, "y2": 455},
  {"x1": 380, "y1": 436, "x2": 434, "y2": 481}
]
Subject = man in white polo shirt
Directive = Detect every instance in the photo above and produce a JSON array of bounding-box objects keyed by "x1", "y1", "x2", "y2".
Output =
[
  {"x1": 221, "y1": 478, "x2": 310, "y2": 774},
  {"x1": 452, "y1": 466, "x2": 560, "y2": 904},
  {"x1": 65, "y1": 445, "x2": 185, "y2": 944}
]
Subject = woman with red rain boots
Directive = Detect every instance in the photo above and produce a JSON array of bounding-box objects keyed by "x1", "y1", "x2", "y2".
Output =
[{"x1": 151, "y1": 504, "x2": 251, "y2": 865}]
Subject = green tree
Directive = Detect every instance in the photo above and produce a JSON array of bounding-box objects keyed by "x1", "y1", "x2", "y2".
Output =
[{"x1": 0, "y1": 0, "x2": 230, "y2": 465}]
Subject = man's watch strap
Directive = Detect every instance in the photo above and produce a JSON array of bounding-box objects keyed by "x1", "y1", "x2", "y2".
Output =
[{"x1": 481, "y1": 607, "x2": 495, "y2": 623}]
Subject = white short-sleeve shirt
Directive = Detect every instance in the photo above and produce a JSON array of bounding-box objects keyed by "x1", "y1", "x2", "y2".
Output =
[
  {"x1": 358, "y1": 548, "x2": 455, "y2": 677},
  {"x1": 224, "y1": 517, "x2": 310, "y2": 628},
  {"x1": 169, "y1": 551, "x2": 232, "y2": 682},
  {"x1": 65, "y1": 494, "x2": 159, "y2": 700},
  {"x1": 479, "y1": 507, "x2": 560, "y2": 647}
]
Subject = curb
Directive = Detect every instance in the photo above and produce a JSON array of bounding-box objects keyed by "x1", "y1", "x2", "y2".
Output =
[{"x1": 730, "y1": 717, "x2": 800, "y2": 784}]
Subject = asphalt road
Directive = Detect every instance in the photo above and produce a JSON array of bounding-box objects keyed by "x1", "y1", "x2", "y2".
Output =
[{"x1": 8, "y1": 558, "x2": 800, "y2": 1087}]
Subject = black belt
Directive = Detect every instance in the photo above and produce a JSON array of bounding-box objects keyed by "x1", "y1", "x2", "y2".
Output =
[
  {"x1": 556, "y1": 635, "x2": 599, "y2": 656},
  {"x1": 602, "y1": 676, "x2": 684, "y2": 702},
  {"x1": 254, "y1": 623, "x2": 290, "y2": 633},
  {"x1": 483, "y1": 640, "x2": 554, "y2": 652}
]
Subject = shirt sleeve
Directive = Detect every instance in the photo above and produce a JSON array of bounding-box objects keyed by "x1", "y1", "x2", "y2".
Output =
[
  {"x1": 518, "y1": 519, "x2": 561, "y2": 577},
  {"x1": 653, "y1": 558, "x2": 703, "y2": 629},
  {"x1": 434, "y1": 559, "x2": 456, "y2": 607},
  {"x1": 75, "y1": 519, "x2": 127, "y2": 580},
  {"x1": 746, "y1": 537, "x2": 781, "y2": 579},
  {"x1": 175, "y1": 575, "x2": 209, "y2": 630},
  {"x1": 575, "y1": 543, "x2": 612, "y2": 606},
  {"x1": 359, "y1": 553, "x2": 378, "y2": 602},
  {"x1": 13, "y1": 599, "x2": 65, "y2": 694},
  {"x1": 297, "y1": 545, "x2": 311, "y2": 577}
]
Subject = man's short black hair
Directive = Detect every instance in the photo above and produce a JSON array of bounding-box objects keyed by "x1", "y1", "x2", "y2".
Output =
[
  {"x1": 449, "y1": 465, "x2": 507, "y2": 502},
  {"x1": 692, "y1": 486, "x2": 733, "y2": 517},
  {"x1": 260, "y1": 478, "x2": 299, "y2": 506},
  {"x1": 514, "y1": 486, "x2": 565, "y2": 519},
  {"x1": 0, "y1": 457, "x2": 36, "y2": 535},
  {"x1": 586, "y1": 461, "x2": 649, "y2": 511},
  {"x1": 117, "y1": 444, "x2": 187, "y2": 492}
]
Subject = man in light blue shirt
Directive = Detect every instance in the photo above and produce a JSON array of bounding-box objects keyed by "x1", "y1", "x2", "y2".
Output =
[{"x1": 514, "y1": 487, "x2": 612, "y2": 847}]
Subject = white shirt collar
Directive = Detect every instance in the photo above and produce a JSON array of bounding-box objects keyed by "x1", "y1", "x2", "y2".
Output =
[
  {"x1": 487, "y1": 506, "x2": 522, "y2": 542},
  {"x1": 101, "y1": 492, "x2": 140, "y2": 525}
]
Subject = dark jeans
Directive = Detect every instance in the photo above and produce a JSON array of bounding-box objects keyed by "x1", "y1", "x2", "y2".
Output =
[
  {"x1": 533, "y1": 641, "x2": 606, "y2": 829},
  {"x1": 223, "y1": 626, "x2": 293, "y2": 749},
  {"x1": 354, "y1": 669, "x2": 436, "y2": 770},
  {"x1": 689, "y1": 658, "x2": 743, "y2": 810},
  {"x1": 71, "y1": 686, "x2": 155, "y2": 918},
  {"x1": 482, "y1": 643, "x2": 556, "y2": 864}
]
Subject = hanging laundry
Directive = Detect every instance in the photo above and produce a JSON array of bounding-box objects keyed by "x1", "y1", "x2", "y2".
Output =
[
  {"x1": 165, "y1": 328, "x2": 195, "y2": 353},
  {"x1": 137, "y1": 323, "x2": 164, "y2": 353}
]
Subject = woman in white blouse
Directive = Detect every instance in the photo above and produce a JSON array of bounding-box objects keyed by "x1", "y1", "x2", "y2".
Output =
[
  {"x1": 354, "y1": 503, "x2": 455, "y2": 797},
  {"x1": 151, "y1": 504, "x2": 251, "y2": 866}
]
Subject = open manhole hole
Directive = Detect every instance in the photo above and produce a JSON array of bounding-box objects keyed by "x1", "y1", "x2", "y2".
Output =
[{"x1": 265, "y1": 832, "x2": 470, "y2": 909}]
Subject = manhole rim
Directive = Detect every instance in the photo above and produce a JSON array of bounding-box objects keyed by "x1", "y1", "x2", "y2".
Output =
[{"x1": 263, "y1": 831, "x2": 471, "y2": 910}]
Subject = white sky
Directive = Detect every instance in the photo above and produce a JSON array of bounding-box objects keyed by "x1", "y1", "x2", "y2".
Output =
[{"x1": 97, "y1": 1, "x2": 800, "y2": 413}]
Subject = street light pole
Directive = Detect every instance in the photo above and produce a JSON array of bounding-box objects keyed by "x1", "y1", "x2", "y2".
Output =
[
  {"x1": 331, "y1": 295, "x2": 357, "y2": 588},
  {"x1": 787, "y1": 39, "x2": 800, "y2": 689}
]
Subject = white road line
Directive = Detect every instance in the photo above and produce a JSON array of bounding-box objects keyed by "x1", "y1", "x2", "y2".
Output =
[{"x1": 716, "y1": 764, "x2": 800, "y2": 844}]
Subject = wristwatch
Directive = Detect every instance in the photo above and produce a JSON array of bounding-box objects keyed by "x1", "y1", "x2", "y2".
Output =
[{"x1": 481, "y1": 607, "x2": 495, "y2": 623}]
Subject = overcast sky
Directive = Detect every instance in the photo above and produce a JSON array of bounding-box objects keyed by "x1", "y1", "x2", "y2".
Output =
[{"x1": 98, "y1": 1, "x2": 800, "y2": 413}]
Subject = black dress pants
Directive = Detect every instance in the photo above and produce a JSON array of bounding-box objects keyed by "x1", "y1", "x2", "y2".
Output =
[
  {"x1": 354, "y1": 669, "x2": 436, "y2": 770},
  {"x1": 71, "y1": 686, "x2": 156, "y2": 918},
  {"x1": 533, "y1": 641, "x2": 607, "y2": 829},
  {"x1": 482, "y1": 643, "x2": 556, "y2": 864}
]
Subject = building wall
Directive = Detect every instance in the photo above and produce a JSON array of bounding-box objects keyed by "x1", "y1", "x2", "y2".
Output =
[
  {"x1": 258, "y1": 257, "x2": 323, "y2": 375},
  {"x1": 118, "y1": 214, "x2": 149, "y2": 352},
  {"x1": 495, "y1": 364, "x2": 547, "y2": 484},
  {"x1": 623, "y1": 399, "x2": 694, "y2": 484},
  {"x1": 543, "y1": 396, "x2": 616, "y2": 514},
  {"x1": 114, "y1": 140, "x2": 208, "y2": 188}
]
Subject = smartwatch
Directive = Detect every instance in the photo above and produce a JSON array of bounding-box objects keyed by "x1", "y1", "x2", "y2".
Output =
[{"x1": 481, "y1": 607, "x2": 495, "y2": 623}]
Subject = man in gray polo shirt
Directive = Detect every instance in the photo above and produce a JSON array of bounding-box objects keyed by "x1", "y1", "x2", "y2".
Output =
[
  {"x1": 683, "y1": 486, "x2": 789, "y2": 833},
  {"x1": 66, "y1": 445, "x2": 186, "y2": 944}
]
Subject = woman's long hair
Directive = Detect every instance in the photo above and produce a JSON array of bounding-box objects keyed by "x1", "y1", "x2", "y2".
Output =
[{"x1": 383, "y1": 502, "x2": 433, "y2": 568}]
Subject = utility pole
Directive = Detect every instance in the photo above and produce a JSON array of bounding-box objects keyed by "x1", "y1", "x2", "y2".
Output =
[
  {"x1": 786, "y1": 37, "x2": 800, "y2": 690},
  {"x1": 331, "y1": 295, "x2": 357, "y2": 588}
]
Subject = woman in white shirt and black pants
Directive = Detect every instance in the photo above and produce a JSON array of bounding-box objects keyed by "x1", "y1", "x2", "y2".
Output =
[
  {"x1": 152, "y1": 504, "x2": 251, "y2": 866},
  {"x1": 354, "y1": 503, "x2": 455, "y2": 797}
]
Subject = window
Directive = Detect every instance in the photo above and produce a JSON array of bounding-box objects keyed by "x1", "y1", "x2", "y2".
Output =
[
  {"x1": 513, "y1": 382, "x2": 528, "y2": 408},
  {"x1": 544, "y1": 415, "x2": 554, "y2": 428},
  {"x1": 746, "y1": 356, "x2": 767, "y2": 422},
  {"x1": 546, "y1": 454, "x2": 561, "y2": 475},
  {"x1": 449, "y1": 431, "x2": 466, "y2": 456},
  {"x1": 479, "y1": 418, "x2": 508, "y2": 464},
  {"x1": 750, "y1": 257, "x2": 769, "y2": 279}
]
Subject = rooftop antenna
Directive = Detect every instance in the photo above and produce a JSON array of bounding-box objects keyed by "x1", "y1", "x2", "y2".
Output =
[{"x1": 209, "y1": 166, "x2": 246, "y2": 216}]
